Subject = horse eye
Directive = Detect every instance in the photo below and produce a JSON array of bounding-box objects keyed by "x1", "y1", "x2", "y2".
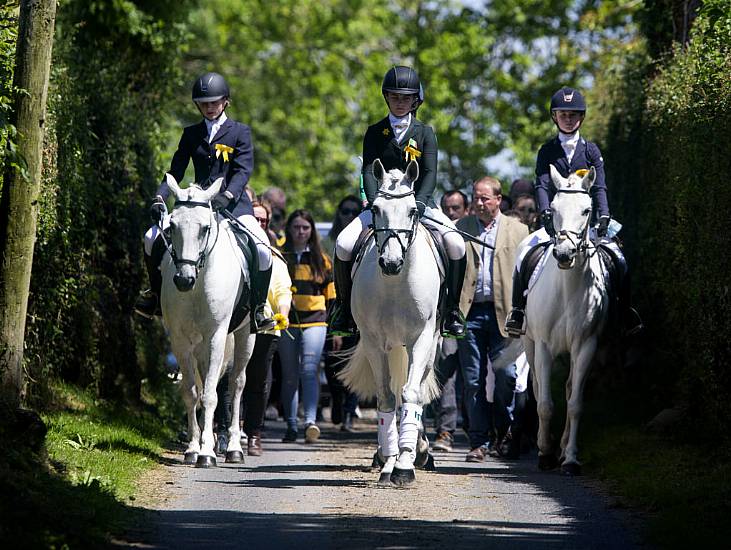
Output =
[
  {"x1": 409, "y1": 208, "x2": 418, "y2": 217},
  {"x1": 371, "y1": 206, "x2": 380, "y2": 216},
  {"x1": 583, "y1": 208, "x2": 591, "y2": 215}
]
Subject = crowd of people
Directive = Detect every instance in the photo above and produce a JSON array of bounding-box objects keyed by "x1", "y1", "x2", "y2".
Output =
[{"x1": 137, "y1": 65, "x2": 641, "y2": 462}]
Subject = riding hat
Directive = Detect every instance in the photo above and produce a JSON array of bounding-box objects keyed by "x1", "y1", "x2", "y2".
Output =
[
  {"x1": 192, "y1": 72, "x2": 230, "y2": 103},
  {"x1": 550, "y1": 87, "x2": 586, "y2": 112},
  {"x1": 382, "y1": 65, "x2": 424, "y2": 110}
]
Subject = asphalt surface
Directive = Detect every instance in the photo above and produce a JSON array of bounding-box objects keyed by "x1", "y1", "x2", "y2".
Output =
[{"x1": 124, "y1": 417, "x2": 645, "y2": 550}]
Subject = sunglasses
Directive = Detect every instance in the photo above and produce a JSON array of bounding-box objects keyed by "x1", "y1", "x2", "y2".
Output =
[
  {"x1": 339, "y1": 207, "x2": 360, "y2": 216},
  {"x1": 255, "y1": 216, "x2": 269, "y2": 225}
]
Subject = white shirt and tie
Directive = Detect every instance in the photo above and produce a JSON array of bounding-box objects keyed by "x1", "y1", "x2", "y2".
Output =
[
  {"x1": 558, "y1": 130, "x2": 580, "y2": 163},
  {"x1": 388, "y1": 112, "x2": 412, "y2": 144},
  {"x1": 205, "y1": 112, "x2": 227, "y2": 143}
]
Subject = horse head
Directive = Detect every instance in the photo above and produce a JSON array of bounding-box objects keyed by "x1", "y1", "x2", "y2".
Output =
[
  {"x1": 371, "y1": 159, "x2": 419, "y2": 276},
  {"x1": 166, "y1": 174, "x2": 223, "y2": 291},
  {"x1": 549, "y1": 165, "x2": 595, "y2": 269}
]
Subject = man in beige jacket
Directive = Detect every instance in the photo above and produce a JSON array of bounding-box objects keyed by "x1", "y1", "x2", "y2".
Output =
[{"x1": 456, "y1": 177, "x2": 528, "y2": 462}]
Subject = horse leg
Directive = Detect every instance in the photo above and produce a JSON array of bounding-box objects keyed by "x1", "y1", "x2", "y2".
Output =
[
  {"x1": 392, "y1": 330, "x2": 434, "y2": 487},
  {"x1": 559, "y1": 372, "x2": 574, "y2": 464},
  {"x1": 561, "y1": 336, "x2": 598, "y2": 475},
  {"x1": 226, "y1": 329, "x2": 256, "y2": 463},
  {"x1": 534, "y1": 341, "x2": 558, "y2": 471},
  {"x1": 178, "y1": 352, "x2": 201, "y2": 464},
  {"x1": 196, "y1": 329, "x2": 229, "y2": 468},
  {"x1": 363, "y1": 346, "x2": 398, "y2": 486}
]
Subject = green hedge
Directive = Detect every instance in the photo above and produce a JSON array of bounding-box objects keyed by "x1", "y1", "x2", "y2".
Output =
[
  {"x1": 23, "y1": 0, "x2": 193, "y2": 402},
  {"x1": 597, "y1": 0, "x2": 731, "y2": 440}
]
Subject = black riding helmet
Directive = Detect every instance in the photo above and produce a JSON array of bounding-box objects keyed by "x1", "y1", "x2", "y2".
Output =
[
  {"x1": 550, "y1": 87, "x2": 586, "y2": 134},
  {"x1": 192, "y1": 72, "x2": 230, "y2": 103},
  {"x1": 382, "y1": 65, "x2": 424, "y2": 112}
]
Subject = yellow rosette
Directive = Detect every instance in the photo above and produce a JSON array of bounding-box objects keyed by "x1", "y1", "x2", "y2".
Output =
[
  {"x1": 215, "y1": 143, "x2": 234, "y2": 162},
  {"x1": 574, "y1": 169, "x2": 589, "y2": 177}
]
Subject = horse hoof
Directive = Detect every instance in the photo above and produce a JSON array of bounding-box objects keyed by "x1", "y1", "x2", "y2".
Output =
[
  {"x1": 538, "y1": 454, "x2": 558, "y2": 471},
  {"x1": 561, "y1": 462, "x2": 581, "y2": 476},
  {"x1": 377, "y1": 471, "x2": 393, "y2": 486},
  {"x1": 225, "y1": 450, "x2": 245, "y2": 464},
  {"x1": 371, "y1": 451, "x2": 385, "y2": 470},
  {"x1": 195, "y1": 455, "x2": 216, "y2": 468},
  {"x1": 421, "y1": 453, "x2": 436, "y2": 472},
  {"x1": 183, "y1": 452, "x2": 198, "y2": 465},
  {"x1": 390, "y1": 467, "x2": 416, "y2": 487}
]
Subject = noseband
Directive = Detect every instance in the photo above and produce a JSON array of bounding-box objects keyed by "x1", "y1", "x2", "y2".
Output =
[
  {"x1": 161, "y1": 200, "x2": 219, "y2": 274},
  {"x1": 371, "y1": 189, "x2": 419, "y2": 258}
]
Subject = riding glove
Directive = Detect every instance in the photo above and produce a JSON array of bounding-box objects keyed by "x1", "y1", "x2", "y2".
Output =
[
  {"x1": 212, "y1": 190, "x2": 234, "y2": 211},
  {"x1": 416, "y1": 201, "x2": 426, "y2": 217},
  {"x1": 150, "y1": 199, "x2": 166, "y2": 224},
  {"x1": 597, "y1": 215, "x2": 611, "y2": 238},
  {"x1": 540, "y1": 209, "x2": 555, "y2": 238}
]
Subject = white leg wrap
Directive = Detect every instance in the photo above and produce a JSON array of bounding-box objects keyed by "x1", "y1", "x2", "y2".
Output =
[
  {"x1": 398, "y1": 403, "x2": 423, "y2": 452},
  {"x1": 377, "y1": 410, "x2": 399, "y2": 457}
]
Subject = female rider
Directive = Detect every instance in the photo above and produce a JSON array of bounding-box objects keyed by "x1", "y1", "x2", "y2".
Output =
[{"x1": 329, "y1": 65, "x2": 467, "y2": 339}]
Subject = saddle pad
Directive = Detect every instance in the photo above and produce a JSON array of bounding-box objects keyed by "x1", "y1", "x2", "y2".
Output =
[{"x1": 527, "y1": 244, "x2": 552, "y2": 292}]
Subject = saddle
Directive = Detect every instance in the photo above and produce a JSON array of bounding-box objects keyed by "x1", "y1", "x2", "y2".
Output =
[{"x1": 226, "y1": 221, "x2": 255, "y2": 333}]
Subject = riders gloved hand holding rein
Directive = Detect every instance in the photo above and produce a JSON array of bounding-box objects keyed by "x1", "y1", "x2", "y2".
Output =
[
  {"x1": 504, "y1": 86, "x2": 643, "y2": 338},
  {"x1": 328, "y1": 65, "x2": 468, "y2": 339},
  {"x1": 135, "y1": 72, "x2": 275, "y2": 332}
]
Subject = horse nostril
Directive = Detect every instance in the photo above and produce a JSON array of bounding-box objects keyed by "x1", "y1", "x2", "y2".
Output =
[{"x1": 378, "y1": 257, "x2": 387, "y2": 269}]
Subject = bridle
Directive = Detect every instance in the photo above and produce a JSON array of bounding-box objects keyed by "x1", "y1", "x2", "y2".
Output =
[
  {"x1": 160, "y1": 200, "x2": 220, "y2": 274},
  {"x1": 553, "y1": 187, "x2": 596, "y2": 259},
  {"x1": 371, "y1": 188, "x2": 419, "y2": 258}
]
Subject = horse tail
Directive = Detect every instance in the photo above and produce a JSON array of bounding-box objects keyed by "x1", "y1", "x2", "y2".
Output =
[
  {"x1": 337, "y1": 341, "x2": 441, "y2": 406},
  {"x1": 337, "y1": 341, "x2": 377, "y2": 399}
]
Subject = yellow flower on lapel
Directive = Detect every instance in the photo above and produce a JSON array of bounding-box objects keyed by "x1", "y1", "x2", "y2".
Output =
[
  {"x1": 382, "y1": 128, "x2": 390, "y2": 136},
  {"x1": 215, "y1": 143, "x2": 234, "y2": 163}
]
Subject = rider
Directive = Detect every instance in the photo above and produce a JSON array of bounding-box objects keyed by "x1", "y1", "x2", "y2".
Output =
[
  {"x1": 504, "y1": 86, "x2": 643, "y2": 337},
  {"x1": 134, "y1": 72, "x2": 275, "y2": 332},
  {"x1": 328, "y1": 65, "x2": 467, "y2": 338}
]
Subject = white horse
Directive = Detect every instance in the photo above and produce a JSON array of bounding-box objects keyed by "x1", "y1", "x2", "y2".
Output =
[
  {"x1": 339, "y1": 160, "x2": 441, "y2": 487},
  {"x1": 523, "y1": 165, "x2": 609, "y2": 475},
  {"x1": 161, "y1": 174, "x2": 256, "y2": 468}
]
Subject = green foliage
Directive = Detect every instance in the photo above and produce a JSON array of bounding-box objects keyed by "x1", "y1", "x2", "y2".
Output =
[
  {"x1": 592, "y1": 0, "x2": 731, "y2": 440},
  {"x1": 0, "y1": 2, "x2": 20, "y2": 193},
  {"x1": 23, "y1": 0, "x2": 194, "y2": 401}
]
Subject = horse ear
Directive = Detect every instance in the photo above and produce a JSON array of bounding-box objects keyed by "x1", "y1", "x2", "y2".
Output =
[
  {"x1": 549, "y1": 164, "x2": 565, "y2": 188},
  {"x1": 205, "y1": 177, "x2": 225, "y2": 201},
  {"x1": 406, "y1": 159, "x2": 419, "y2": 187},
  {"x1": 582, "y1": 166, "x2": 596, "y2": 191},
  {"x1": 373, "y1": 159, "x2": 385, "y2": 182},
  {"x1": 166, "y1": 173, "x2": 182, "y2": 199}
]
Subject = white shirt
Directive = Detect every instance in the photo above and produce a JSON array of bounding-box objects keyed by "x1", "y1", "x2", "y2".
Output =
[
  {"x1": 474, "y1": 213, "x2": 501, "y2": 303},
  {"x1": 205, "y1": 111, "x2": 228, "y2": 143},
  {"x1": 388, "y1": 112, "x2": 412, "y2": 144},
  {"x1": 558, "y1": 130, "x2": 580, "y2": 164}
]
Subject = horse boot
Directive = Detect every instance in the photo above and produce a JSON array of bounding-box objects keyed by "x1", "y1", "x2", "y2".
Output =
[
  {"x1": 134, "y1": 237, "x2": 165, "y2": 319},
  {"x1": 250, "y1": 266, "x2": 275, "y2": 332},
  {"x1": 441, "y1": 255, "x2": 467, "y2": 339},
  {"x1": 329, "y1": 256, "x2": 356, "y2": 336}
]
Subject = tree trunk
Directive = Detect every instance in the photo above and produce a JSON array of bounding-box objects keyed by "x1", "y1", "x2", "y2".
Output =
[{"x1": 0, "y1": 0, "x2": 57, "y2": 407}]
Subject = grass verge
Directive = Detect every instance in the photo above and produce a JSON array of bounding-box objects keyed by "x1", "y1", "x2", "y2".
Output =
[{"x1": 0, "y1": 379, "x2": 180, "y2": 549}]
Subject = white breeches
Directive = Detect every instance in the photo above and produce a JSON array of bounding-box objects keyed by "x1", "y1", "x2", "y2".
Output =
[
  {"x1": 335, "y1": 207, "x2": 465, "y2": 262},
  {"x1": 515, "y1": 227, "x2": 550, "y2": 273},
  {"x1": 144, "y1": 213, "x2": 272, "y2": 271}
]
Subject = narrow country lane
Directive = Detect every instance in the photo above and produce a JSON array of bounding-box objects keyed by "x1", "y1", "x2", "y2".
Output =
[{"x1": 122, "y1": 417, "x2": 644, "y2": 550}]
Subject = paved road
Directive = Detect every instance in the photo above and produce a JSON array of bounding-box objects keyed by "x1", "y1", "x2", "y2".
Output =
[{"x1": 125, "y1": 419, "x2": 644, "y2": 550}]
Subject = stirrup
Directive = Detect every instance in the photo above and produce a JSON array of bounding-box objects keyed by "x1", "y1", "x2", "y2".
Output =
[
  {"x1": 251, "y1": 305, "x2": 275, "y2": 332},
  {"x1": 134, "y1": 290, "x2": 161, "y2": 319},
  {"x1": 623, "y1": 307, "x2": 644, "y2": 337},
  {"x1": 505, "y1": 309, "x2": 526, "y2": 338},
  {"x1": 441, "y1": 309, "x2": 466, "y2": 339}
]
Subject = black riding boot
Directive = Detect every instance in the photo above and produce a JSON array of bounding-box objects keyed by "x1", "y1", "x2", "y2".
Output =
[
  {"x1": 329, "y1": 256, "x2": 356, "y2": 336},
  {"x1": 441, "y1": 255, "x2": 467, "y2": 339},
  {"x1": 505, "y1": 267, "x2": 527, "y2": 338},
  {"x1": 134, "y1": 237, "x2": 165, "y2": 318},
  {"x1": 250, "y1": 266, "x2": 275, "y2": 332}
]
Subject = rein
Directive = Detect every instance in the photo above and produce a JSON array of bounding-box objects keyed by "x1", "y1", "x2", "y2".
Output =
[
  {"x1": 372, "y1": 188, "x2": 419, "y2": 257},
  {"x1": 161, "y1": 200, "x2": 220, "y2": 274}
]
